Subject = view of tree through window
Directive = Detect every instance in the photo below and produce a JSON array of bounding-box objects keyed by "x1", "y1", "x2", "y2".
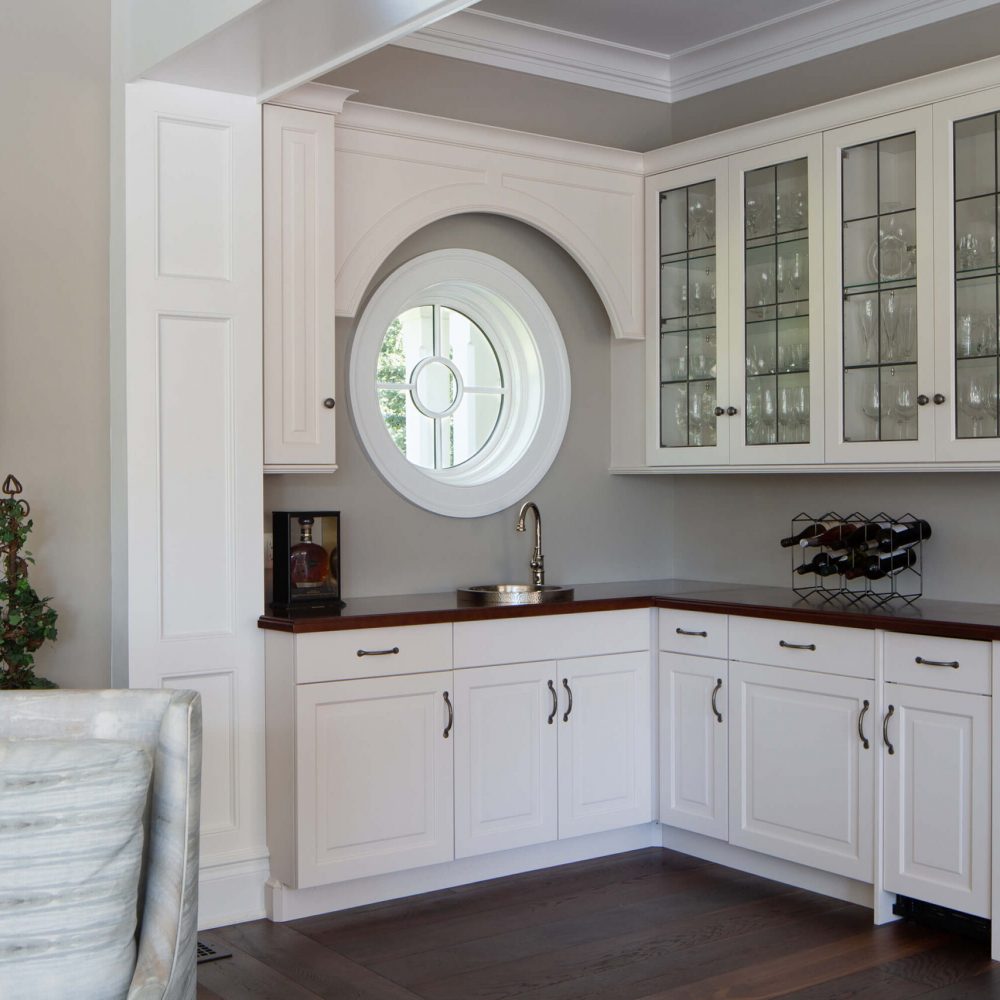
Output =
[{"x1": 376, "y1": 317, "x2": 407, "y2": 451}]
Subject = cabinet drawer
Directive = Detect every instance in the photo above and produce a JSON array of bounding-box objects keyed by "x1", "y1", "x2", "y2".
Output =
[
  {"x1": 729, "y1": 616, "x2": 874, "y2": 679},
  {"x1": 884, "y1": 632, "x2": 991, "y2": 696},
  {"x1": 454, "y1": 610, "x2": 649, "y2": 668},
  {"x1": 659, "y1": 609, "x2": 727, "y2": 659},
  {"x1": 295, "y1": 624, "x2": 453, "y2": 683}
]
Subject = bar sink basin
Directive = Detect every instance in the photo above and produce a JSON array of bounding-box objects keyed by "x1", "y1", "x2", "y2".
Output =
[{"x1": 457, "y1": 584, "x2": 575, "y2": 606}]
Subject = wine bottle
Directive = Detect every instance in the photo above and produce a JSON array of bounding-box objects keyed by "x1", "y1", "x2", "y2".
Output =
[
  {"x1": 876, "y1": 520, "x2": 931, "y2": 552},
  {"x1": 839, "y1": 521, "x2": 893, "y2": 549},
  {"x1": 780, "y1": 523, "x2": 824, "y2": 547},
  {"x1": 795, "y1": 552, "x2": 834, "y2": 575},
  {"x1": 802, "y1": 522, "x2": 861, "y2": 549},
  {"x1": 864, "y1": 547, "x2": 918, "y2": 580}
]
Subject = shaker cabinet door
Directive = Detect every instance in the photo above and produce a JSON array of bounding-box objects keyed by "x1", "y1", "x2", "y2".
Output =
[
  {"x1": 295, "y1": 671, "x2": 454, "y2": 887},
  {"x1": 659, "y1": 652, "x2": 728, "y2": 840},
  {"x1": 729, "y1": 661, "x2": 875, "y2": 882},
  {"x1": 557, "y1": 652, "x2": 653, "y2": 838},
  {"x1": 883, "y1": 682, "x2": 991, "y2": 917},
  {"x1": 454, "y1": 661, "x2": 558, "y2": 858}
]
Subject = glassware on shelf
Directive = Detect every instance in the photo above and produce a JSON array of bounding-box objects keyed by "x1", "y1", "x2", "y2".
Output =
[
  {"x1": 881, "y1": 290, "x2": 915, "y2": 363},
  {"x1": 778, "y1": 341, "x2": 808, "y2": 372},
  {"x1": 892, "y1": 379, "x2": 918, "y2": 440},
  {"x1": 793, "y1": 385, "x2": 810, "y2": 440},
  {"x1": 867, "y1": 215, "x2": 916, "y2": 281},
  {"x1": 861, "y1": 375, "x2": 881, "y2": 434},
  {"x1": 856, "y1": 297, "x2": 878, "y2": 363},
  {"x1": 958, "y1": 232, "x2": 981, "y2": 271},
  {"x1": 959, "y1": 376, "x2": 989, "y2": 437}
]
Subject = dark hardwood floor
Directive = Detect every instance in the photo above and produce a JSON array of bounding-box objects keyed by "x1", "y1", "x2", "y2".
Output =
[{"x1": 197, "y1": 848, "x2": 996, "y2": 1000}]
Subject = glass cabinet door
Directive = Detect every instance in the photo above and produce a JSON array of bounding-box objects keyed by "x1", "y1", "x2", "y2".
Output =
[
  {"x1": 824, "y1": 109, "x2": 935, "y2": 463},
  {"x1": 646, "y1": 160, "x2": 731, "y2": 466},
  {"x1": 933, "y1": 88, "x2": 1000, "y2": 462},
  {"x1": 730, "y1": 136, "x2": 824, "y2": 465}
]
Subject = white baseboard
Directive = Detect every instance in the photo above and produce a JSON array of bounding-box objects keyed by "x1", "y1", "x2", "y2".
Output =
[
  {"x1": 198, "y1": 851, "x2": 271, "y2": 930},
  {"x1": 660, "y1": 826, "x2": 875, "y2": 909},
  {"x1": 267, "y1": 824, "x2": 662, "y2": 922}
]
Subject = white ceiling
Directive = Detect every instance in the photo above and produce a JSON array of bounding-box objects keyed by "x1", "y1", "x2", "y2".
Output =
[
  {"x1": 472, "y1": 0, "x2": 827, "y2": 56},
  {"x1": 396, "y1": 0, "x2": 1000, "y2": 102}
]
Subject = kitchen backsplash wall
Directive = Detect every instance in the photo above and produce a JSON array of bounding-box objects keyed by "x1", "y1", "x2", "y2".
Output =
[
  {"x1": 265, "y1": 214, "x2": 675, "y2": 598},
  {"x1": 672, "y1": 473, "x2": 1000, "y2": 603}
]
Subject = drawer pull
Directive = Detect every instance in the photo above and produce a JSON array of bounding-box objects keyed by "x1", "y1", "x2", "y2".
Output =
[
  {"x1": 858, "y1": 700, "x2": 870, "y2": 749},
  {"x1": 357, "y1": 646, "x2": 400, "y2": 658},
  {"x1": 711, "y1": 678, "x2": 723, "y2": 724},
  {"x1": 779, "y1": 640, "x2": 816, "y2": 651},
  {"x1": 883, "y1": 704, "x2": 895, "y2": 755},
  {"x1": 677, "y1": 628, "x2": 709, "y2": 638},
  {"x1": 562, "y1": 678, "x2": 573, "y2": 722},
  {"x1": 443, "y1": 691, "x2": 453, "y2": 739},
  {"x1": 547, "y1": 680, "x2": 558, "y2": 725},
  {"x1": 915, "y1": 656, "x2": 959, "y2": 669}
]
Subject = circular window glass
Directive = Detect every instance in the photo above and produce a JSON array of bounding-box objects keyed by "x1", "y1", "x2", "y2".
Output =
[
  {"x1": 351, "y1": 249, "x2": 571, "y2": 518},
  {"x1": 376, "y1": 306, "x2": 504, "y2": 470}
]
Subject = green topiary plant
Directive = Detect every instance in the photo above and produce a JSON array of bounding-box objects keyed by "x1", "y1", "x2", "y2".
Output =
[{"x1": 0, "y1": 475, "x2": 58, "y2": 689}]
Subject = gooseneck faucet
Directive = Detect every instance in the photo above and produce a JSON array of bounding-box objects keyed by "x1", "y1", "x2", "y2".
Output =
[{"x1": 516, "y1": 501, "x2": 544, "y2": 586}]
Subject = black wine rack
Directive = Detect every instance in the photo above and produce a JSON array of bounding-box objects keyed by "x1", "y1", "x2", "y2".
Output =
[{"x1": 788, "y1": 511, "x2": 925, "y2": 606}]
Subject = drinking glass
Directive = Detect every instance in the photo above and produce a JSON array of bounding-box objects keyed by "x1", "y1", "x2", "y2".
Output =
[
  {"x1": 793, "y1": 385, "x2": 810, "y2": 441},
  {"x1": 881, "y1": 290, "x2": 913, "y2": 362},
  {"x1": 957, "y1": 312, "x2": 974, "y2": 358},
  {"x1": 861, "y1": 376, "x2": 881, "y2": 434},
  {"x1": 960, "y1": 377, "x2": 988, "y2": 437},
  {"x1": 760, "y1": 385, "x2": 777, "y2": 444},
  {"x1": 778, "y1": 386, "x2": 796, "y2": 443},
  {"x1": 893, "y1": 381, "x2": 918, "y2": 439},
  {"x1": 745, "y1": 386, "x2": 762, "y2": 444},
  {"x1": 856, "y1": 297, "x2": 878, "y2": 363}
]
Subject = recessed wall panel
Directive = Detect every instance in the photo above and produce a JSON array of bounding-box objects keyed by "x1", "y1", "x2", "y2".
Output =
[
  {"x1": 157, "y1": 117, "x2": 232, "y2": 279},
  {"x1": 158, "y1": 314, "x2": 234, "y2": 637}
]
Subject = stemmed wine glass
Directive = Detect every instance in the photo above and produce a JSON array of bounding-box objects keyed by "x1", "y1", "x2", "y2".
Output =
[
  {"x1": 792, "y1": 385, "x2": 810, "y2": 442},
  {"x1": 856, "y1": 297, "x2": 878, "y2": 363},
  {"x1": 861, "y1": 376, "x2": 881, "y2": 438},
  {"x1": 882, "y1": 290, "x2": 915, "y2": 363},
  {"x1": 960, "y1": 377, "x2": 988, "y2": 437},
  {"x1": 893, "y1": 381, "x2": 918, "y2": 440}
]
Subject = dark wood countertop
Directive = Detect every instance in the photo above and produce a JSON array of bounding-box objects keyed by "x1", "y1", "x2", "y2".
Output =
[{"x1": 258, "y1": 579, "x2": 1000, "y2": 642}]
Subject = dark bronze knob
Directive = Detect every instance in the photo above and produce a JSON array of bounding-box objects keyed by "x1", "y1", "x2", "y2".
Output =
[
  {"x1": 726, "y1": 406, "x2": 738, "y2": 416},
  {"x1": 933, "y1": 393, "x2": 946, "y2": 405},
  {"x1": 714, "y1": 406, "x2": 725, "y2": 416},
  {"x1": 323, "y1": 397, "x2": 336, "y2": 409},
  {"x1": 917, "y1": 394, "x2": 929, "y2": 406}
]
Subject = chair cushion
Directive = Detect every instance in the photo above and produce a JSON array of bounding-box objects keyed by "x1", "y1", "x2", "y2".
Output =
[{"x1": 0, "y1": 738, "x2": 153, "y2": 1000}]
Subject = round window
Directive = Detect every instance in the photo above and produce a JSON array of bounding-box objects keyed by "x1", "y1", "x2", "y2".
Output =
[{"x1": 350, "y1": 250, "x2": 571, "y2": 518}]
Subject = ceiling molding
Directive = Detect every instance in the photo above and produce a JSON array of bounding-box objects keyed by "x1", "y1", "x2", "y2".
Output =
[
  {"x1": 266, "y1": 83, "x2": 357, "y2": 114},
  {"x1": 394, "y1": 0, "x2": 1000, "y2": 104}
]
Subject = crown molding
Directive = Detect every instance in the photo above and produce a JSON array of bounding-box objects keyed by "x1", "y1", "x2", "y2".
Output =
[
  {"x1": 266, "y1": 83, "x2": 357, "y2": 114},
  {"x1": 395, "y1": 0, "x2": 1000, "y2": 105}
]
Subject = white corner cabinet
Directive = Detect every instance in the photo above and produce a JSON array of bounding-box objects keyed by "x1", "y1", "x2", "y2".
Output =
[
  {"x1": 642, "y1": 81, "x2": 1000, "y2": 471},
  {"x1": 262, "y1": 103, "x2": 339, "y2": 473},
  {"x1": 264, "y1": 602, "x2": 996, "y2": 952}
]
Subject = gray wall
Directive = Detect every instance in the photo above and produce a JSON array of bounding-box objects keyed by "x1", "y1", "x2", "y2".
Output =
[
  {"x1": 265, "y1": 214, "x2": 675, "y2": 598},
  {"x1": 672, "y1": 473, "x2": 1000, "y2": 604},
  {"x1": 0, "y1": 2, "x2": 111, "y2": 687}
]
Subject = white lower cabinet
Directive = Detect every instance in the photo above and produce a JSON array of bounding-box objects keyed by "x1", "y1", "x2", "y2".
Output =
[
  {"x1": 729, "y1": 661, "x2": 875, "y2": 882},
  {"x1": 295, "y1": 671, "x2": 454, "y2": 888},
  {"x1": 882, "y1": 682, "x2": 991, "y2": 917},
  {"x1": 558, "y1": 652, "x2": 653, "y2": 838},
  {"x1": 659, "y1": 652, "x2": 728, "y2": 840},
  {"x1": 454, "y1": 660, "x2": 558, "y2": 858}
]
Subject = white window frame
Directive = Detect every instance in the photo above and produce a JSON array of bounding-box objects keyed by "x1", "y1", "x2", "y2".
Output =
[{"x1": 350, "y1": 249, "x2": 571, "y2": 518}]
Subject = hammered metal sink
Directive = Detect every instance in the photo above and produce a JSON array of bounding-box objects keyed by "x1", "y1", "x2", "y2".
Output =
[{"x1": 456, "y1": 584, "x2": 575, "y2": 606}]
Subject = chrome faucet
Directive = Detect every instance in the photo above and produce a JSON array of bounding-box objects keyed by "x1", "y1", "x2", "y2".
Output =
[{"x1": 515, "y1": 501, "x2": 544, "y2": 586}]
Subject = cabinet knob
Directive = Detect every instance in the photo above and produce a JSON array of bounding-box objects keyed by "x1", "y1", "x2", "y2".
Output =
[
  {"x1": 933, "y1": 393, "x2": 946, "y2": 405},
  {"x1": 714, "y1": 406, "x2": 725, "y2": 417},
  {"x1": 917, "y1": 394, "x2": 929, "y2": 406},
  {"x1": 323, "y1": 397, "x2": 336, "y2": 409},
  {"x1": 726, "y1": 406, "x2": 738, "y2": 417}
]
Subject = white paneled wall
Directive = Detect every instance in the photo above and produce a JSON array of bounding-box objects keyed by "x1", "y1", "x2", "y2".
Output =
[{"x1": 125, "y1": 80, "x2": 266, "y2": 928}]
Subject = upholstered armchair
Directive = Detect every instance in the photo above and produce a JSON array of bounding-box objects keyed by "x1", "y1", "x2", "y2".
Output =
[{"x1": 0, "y1": 689, "x2": 202, "y2": 999}]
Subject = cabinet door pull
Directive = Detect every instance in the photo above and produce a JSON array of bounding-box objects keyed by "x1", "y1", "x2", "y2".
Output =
[
  {"x1": 858, "y1": 699, "x2": 870, "y2": 749},
  {"x1": 323, "y1": 397, "x2": 336, "y2": 409},
  {"x1": 711, "y1": 678, "x2": 723, "y2": 724},
  {"x1": 883, "y1": 704, "x2": 895, "y2": 755},
  {"x1": 443, "y1": 691, "x2": 453, "y2": 739},
  {"x1": 915, "y1": 656, "x2": 959, "y2": 669},
  {"x1": 357, "y1": 646, "x2": 400, "y2": 658},
  {"x1": 562, "y1": 679, "x2": 573, "y2": 722},
  {"x1": 547, "y1": 679, "x2": 558, "y2": 725},
  {"x1": 676, "y1": 627, "x2": 708, "y2": 638},
  {"x1": 779, "y1": 640, "x2": 816, "y2": 651}
]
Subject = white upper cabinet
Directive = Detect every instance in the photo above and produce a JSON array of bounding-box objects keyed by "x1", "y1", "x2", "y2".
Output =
[
  {"x1": 933, "y1": 86, "x2": 1000, "y2": 464},
  {"x1": 823, "y1": 108, "x2": 936, "y2": 464},
  {"x1": 729, "y1": 136, "x2": 825, "y2": 466},
  {"x1": 263, "y1": 104, "x2": 338, "y2": 473}
]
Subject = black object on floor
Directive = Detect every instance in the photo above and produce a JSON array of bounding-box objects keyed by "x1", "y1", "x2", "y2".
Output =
[
  {"x1": 197, "y1": 940, "x2": 233, "y2": 964},
  {"x1": 893, "y1": 894, "x2": 991, "y2": 942}
]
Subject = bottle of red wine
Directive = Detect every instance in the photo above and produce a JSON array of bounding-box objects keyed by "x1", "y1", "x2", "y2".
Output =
[
  {"x1": 780, "y1": 523, "x2": 824, "y2": 547},
  {"x1": 795, "y1": 552, "x2": 835, "y2": 575},
  {"x1": 839, "y1": 521, "x2": 893, "y2": 549},
  {"x1": 803, "y1": 522, "x2": 861, "y2": 549},
  {"x1": 864, "y1": 547, "x2": 918, "y2": 580},
  {"x1": 876, "y1": 520, "x2": 931, "y2": 552}
]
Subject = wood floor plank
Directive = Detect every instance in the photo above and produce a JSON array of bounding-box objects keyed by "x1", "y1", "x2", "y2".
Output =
[
  {"x1": 214, "y1": 920, "x2": 423, "y2": 1000},
  {"x1": 419, "y1": 888, "x2": 853, "y2": 1000},
  {"x1": 916, "y1": 962, "x2": 1000, "y2": 999},
  {"x1": 369, "y1": 865, "x2": 802, "y2": 988},
  {"x1": 196, "y1": 930, "x2": 324, "y2": 1000}
]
